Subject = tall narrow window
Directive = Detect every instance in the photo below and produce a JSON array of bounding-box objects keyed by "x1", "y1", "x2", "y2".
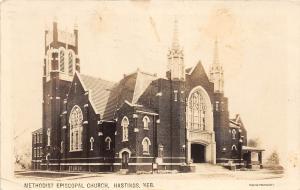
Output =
[
  {"x1": 143, "y1": 116, "x2": 150, "y2": 130},
  {"x1": 216, "y1": 101, "x2": 219, "y2": 111},
  {"x1": 232, "y1": 129, "x2": 236, "y2": 140},
  {"x1": 174, "y1": 90, "x2": 178, "y2": 102},
  {"x1": 59, "y1": 49, "x2": 65, "y2": 72},
  {"x1": 46, "y1": 50, "x2": 51, "y2": 76},
  {"x1": 61, "y1": 141, "x2": 64, "y2": 153},
  {"x1": 68, "y1": 51, "x2": 73, "y2": 75},
  {"x1": 158, "y1": 144, "x2": 164, "y2": 158},
  {"x1": 90, "y1": 137, "x2": 94, "y2": 151},
  {"x1": 188, "y1": 90, "x2": 207, "y2": 130},
  {"x1": 142, "y1": 137, "x2": 151, "y2": 155},
  {"x1": 33, "y1": 134, "x2": 36, "y2": 145},
  {"x1": 121, "y1": 116, "x2": 129, "y2": 142},
  {"x1": 69, "y1": 105, "x2": 83, "y2": 151},
  {"x1": 47, "y1": 128, "x2": 51, "y2": 146},
  {"x1": 105, "y1": 137, "x2": 112, "y2": 150}
]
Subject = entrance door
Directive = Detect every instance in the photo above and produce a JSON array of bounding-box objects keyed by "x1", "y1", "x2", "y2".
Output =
[
  {"x1": 191, "y1": 144, "x2": 205, "y2": 163},
  {"x1": 121, "y1": 151, "x2": 129, "y2": 169}
]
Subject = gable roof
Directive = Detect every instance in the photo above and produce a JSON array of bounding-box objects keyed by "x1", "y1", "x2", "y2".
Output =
[
  {"x1": 132, "y1": 70, "x2": 157, "y2": 103},
  {"x1": 75, "y1": 69, "x2": 157, "y2": 121},
  {"x1": 78, "y1": 73, "x2": 116, "y2": 119}
]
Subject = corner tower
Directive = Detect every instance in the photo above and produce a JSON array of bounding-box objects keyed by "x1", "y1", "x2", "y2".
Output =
[
  {"x1": 42, "y1": 21, "x2": 80, "y2": 168},
  {"x1": 164, "y1": 18, "x2": 187, "y2": 166},
  {"x1": 167, "y1": 19, "x2": 185, "y2": 81}
]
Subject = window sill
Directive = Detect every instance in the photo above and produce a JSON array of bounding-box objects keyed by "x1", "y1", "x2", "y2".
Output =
[
  {"x1": 69, "y1": 149, "x2": 83, "y2": 152},
  {"x1": 122, "y1": 140, "x2": 128, "y2": 142},
  {"x1": 143, "y1": 152, "x2": 150, "y2": 155},
  {"x1": 143, "y1": 128, "x2": 149, "y2": 130}
]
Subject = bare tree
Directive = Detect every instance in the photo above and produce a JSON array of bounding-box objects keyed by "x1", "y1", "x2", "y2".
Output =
[
  {"x1": 267, "y1": 151, "x2": 280, "y2": 165},
  {"x1": 248, "y1": 138, "x2": 261, "y2": 147}
]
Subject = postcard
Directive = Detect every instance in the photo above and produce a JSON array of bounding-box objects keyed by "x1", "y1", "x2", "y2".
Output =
[{"x1": 1, "y1": 1, "x2": 300, "y2": 190}]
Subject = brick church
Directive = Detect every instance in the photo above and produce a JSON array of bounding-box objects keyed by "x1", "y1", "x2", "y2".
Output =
[{"x1": 31, "y1": 21, "x2": 263, "y2": 172}]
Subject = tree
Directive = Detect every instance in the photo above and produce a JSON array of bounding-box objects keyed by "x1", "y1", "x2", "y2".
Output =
[
  {"x1": 267, "y1": 151, "x2": 280, "y2": 165},
  {"x1": 248, "y1": 138, "x2": 260, "y2": 147}
]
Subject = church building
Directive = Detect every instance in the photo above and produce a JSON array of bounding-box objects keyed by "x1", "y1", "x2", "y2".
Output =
[{"x1": 31, "y1": 21, "x2": 263, "y2": 172}]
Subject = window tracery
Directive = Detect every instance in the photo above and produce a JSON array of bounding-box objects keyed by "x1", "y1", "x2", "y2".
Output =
[
  {"x1": 188, "y1": 90, "x2": 207, "y2": 130},
  {"x1": 69, "y1": 105, "x2": 83, "y2": 151},
  {"x1": 121, "y1": 117, "x2": 129, "y2": 141},
  {"x1": 142, "y1": 137, "x2": 151, "y2": 155}
]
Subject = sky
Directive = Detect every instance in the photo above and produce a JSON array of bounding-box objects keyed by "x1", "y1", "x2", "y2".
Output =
[{"x1": 1, "y1": 0, "x2": 300, "y2": 171}]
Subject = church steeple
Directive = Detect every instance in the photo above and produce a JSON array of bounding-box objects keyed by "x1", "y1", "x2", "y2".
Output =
[
  {"x1": 209, "y1": 38, "x2": 224, "y2": 93},
  {"x1": 167, "y1": 18, "x2": 185, "y2": 81},
  {"x1": 172, "y1": 18, "x2": 180, "y2": 49}
]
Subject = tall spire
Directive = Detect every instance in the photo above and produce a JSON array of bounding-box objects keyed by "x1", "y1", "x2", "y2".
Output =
[
  {"x1": 167, "y1": 17, "x2": 185, "y2": 81},
  {"x1": 172, "y1": 18, "x2": 180, "y2": 49},
  {"x1": 209, "y1": 37, "x2": 224, "y2": 93},
  {"x1": 213, "y1": 37, "x2": 220, "y2": 65}
]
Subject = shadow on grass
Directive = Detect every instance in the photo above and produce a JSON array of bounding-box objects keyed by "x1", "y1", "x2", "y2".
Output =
[{"x1": 15, "y1": 171, "x2": 80, "y2": 178}]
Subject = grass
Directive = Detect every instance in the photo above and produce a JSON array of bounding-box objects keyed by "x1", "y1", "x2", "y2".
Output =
[{"x1": 15, "y1": 171, "x2": 80, "y2": 178}]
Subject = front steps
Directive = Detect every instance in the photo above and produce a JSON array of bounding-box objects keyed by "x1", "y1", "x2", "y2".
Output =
[
  {"x1": 192, "y1": 163, "x2": 228, "y2": 173},
  {"x1": 119, "y1": 169, "x2": 129, "y2": 175}
]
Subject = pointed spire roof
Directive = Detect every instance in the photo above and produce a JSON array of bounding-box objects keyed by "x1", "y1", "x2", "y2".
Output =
[
  {"x1": 213, "y1": 37, "x2": 220, "y2": 65},
  {"x1": 171, "y1": 18, "x2": 180, "y2": 49}
]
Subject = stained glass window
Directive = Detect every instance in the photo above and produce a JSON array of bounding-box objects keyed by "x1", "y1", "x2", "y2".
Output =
[
  {"x1": 121, "y1": 117, "x2": 129, "y2": 141},
  {"x1": 188, "y1": 90, "x2": 207, "y2": 130},
  {"x1": 69, "y1": 105, "x2": 83, "y2": 151},
  {"x1": 68, "y1": 51, "x2": 73, "y2": 75},
  {"x1": 60, "y1": 49, "x2": 65, "y2": 72},
  {"x1": 142, "y1": 137, "x2": 151, "y2": 154},
  {"x1": 143, "y1": 116, "x2": 150, "y2": 130}
]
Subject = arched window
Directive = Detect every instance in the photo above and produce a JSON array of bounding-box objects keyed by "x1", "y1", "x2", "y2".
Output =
[
  {"x1": 143, "y1": 116, "x2": 150, "y2": 130},
  {"x1": 68, "y1": 50, "x2": 74, "y2": 75},
  {"x1": 142, "y1": 137, "x2": 151, "y2": 155},
  {"x1": 158, "y1": 144, "x2": 164, "y2": 158},
  {"x1": 105, "y1": 137, "x2": 112, "y2": 150},
  {"x1": 232, "y1": 145, "x2": 237, "y2": 151},
  {"x1": 90, "y1": 137, "x2": 94, "y2": 151},
  {"x1": 121, "y1": 117, "x2": 129, "y2": 142},
  {"x1": 232, "y1": 129, "x2": 236, "y2": 139},
  {"x1": 69, "y1": 105, "x2": 83, "y2": 151},
  {"x1": 61, "y1": 141, "x2": 64, "y2": 153},
  {"x1": 46, "y1": 128, "x2": 51, "y2": 146},
  {"x1": 188, "y1": 89, "x2": 208, "y2": 130},
  {"x1": 46, "y1": 50, "x2": 51, "y2": 76},
  {"x1": 59, "y1": 48, "x2": 65, "y2": 72}
]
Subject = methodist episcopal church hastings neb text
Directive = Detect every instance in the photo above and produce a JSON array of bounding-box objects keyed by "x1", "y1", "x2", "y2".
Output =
[{"x1": 31, "y1": 21, "x2": 264, "y2": 172}]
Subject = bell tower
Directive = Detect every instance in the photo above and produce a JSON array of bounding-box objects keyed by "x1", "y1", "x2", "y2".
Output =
[
  {"x1": 42, "y1": 21, "x2": 80, "y2": 168},
  {"x1": 209, "y1": 38, "x2": 224, "y2": 93},
  {"x1": 167, "y1": 19, "x2": 185, "y2": 81}
]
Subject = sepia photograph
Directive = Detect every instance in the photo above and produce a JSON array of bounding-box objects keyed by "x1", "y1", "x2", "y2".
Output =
[{"x1": 1, "y1": 0, "x2": 300, "y2": 190}]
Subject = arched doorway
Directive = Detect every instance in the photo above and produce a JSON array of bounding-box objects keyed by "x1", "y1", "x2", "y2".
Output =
[
  {"x1": 191, "y1": 144, "x2": 206, "y2": 163},
  {"x1": 186, "y1": 86, "x2": 216, "y2": 164},
  {"x1": 121, "y1": 151, "x2": 129, "y2": 169},
  {"x1": 119, "y1": 148, "x2": 131, "y2": 169}
]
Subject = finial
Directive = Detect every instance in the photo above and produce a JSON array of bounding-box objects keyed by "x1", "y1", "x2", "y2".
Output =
[
  {"x1": 44, "y1": 21, "x2": 50, "y2": 31},
  {"x1": 74, "y1": 17, "x2": 78, "y2": 30},
  {"x1": 172, "y1": 17, "x2": 179, "y2": 49},
  {"x1": 213, "y1": 36, "x2": 220, "y2": 65},
  {"x1": 53, "y1": 16, "x2": 58, "y2": 23},
  {"x1": 74, "y1": 23, "x2": 78, "y2": 30}
]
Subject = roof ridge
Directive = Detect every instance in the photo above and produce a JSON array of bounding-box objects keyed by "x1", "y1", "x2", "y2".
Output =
[{"x1": 80, "y1": 73, "x2": 115, "y2": 85}]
